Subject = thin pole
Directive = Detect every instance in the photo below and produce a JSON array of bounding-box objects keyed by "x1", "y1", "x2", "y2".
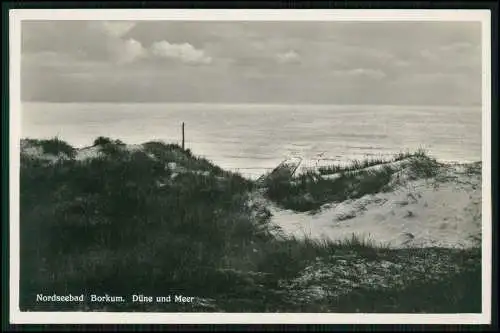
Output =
[{"x1": 182, "y1": 122, "x2": 185, "y2": 150}]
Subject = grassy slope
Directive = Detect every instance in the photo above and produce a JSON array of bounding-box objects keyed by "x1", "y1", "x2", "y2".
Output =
[
  {"x1": 262, "y1": 148, "x2": 442, "y2": 213},
  {"x1": 19, "y1": 138, "x2": 481, "y2": 312}
]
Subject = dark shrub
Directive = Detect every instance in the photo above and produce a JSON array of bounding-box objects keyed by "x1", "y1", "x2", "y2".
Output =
[
  {"x1": 93, "y1": 136, "x2": 113, "y2": 146},
  {"x1": 408, "y1": 156, "x2": 440, "y2": 179}
]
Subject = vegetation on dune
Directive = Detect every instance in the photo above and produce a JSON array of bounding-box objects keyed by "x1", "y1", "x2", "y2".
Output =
[
  {"x1": 90, "y1": 136, "x2": 127, "y2": 157},
  {"x1": 20, "y1": 137, "x2": 259, "y2": 311},
  {"x1": 263, "y1": 165, "x2": 395, "y2": 212},
  {"x1": 22, "y1": 137, "x2": 77, "y2": 159},
  {"x1": 316, "y1": 148, "x2": 436, "y2": 176},
  {"x1": 263, "y1": 149, "x2": 441, "y2": 213},
  {"x1": 142, "y1": 141, "x2": 231, "y2": 178},
  {"x1": 278, "y1": 246, "x2": 481, "y2": 313},
  {"x1": 19, "y1": 137, "x2": 481, "y2": 313},
  {"x1": 92, "y1": 136, "x2": 126, "y2": 147},
  {"x1": 465, "y1": 162, "x2": 482, "y2": 176},
  {"x1": 317, "y1": 157, "x2": 393, "y2": 176}
]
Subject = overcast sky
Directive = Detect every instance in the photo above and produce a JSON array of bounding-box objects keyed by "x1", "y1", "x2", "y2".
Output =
[{"x1": 21, "y1": 20, "x2": 482, "y2": 105}]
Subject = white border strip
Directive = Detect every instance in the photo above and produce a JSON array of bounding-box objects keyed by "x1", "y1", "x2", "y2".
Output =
[
  {"x1": 9, "y1": 9, "x2": 492, "y2": 325},
  {"x1": 9, "y1": 8, "x2": 22, "y2": 325},
  {"x1": 480, "y1": 11, "x2": 493, "y2": 325},
  {"x1": 6, "y1": 313, "x2": 495, "y2": 325},
  {"x1": 8, "y1": 9, "x2": 492, "y2": 21}
]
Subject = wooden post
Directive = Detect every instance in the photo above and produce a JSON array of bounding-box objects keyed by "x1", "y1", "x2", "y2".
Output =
[{"x1": 182, "y1": 122, "x2": 185, "y2": 150}]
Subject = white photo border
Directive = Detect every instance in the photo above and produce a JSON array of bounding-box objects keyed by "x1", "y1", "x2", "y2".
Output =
[{"x1": 9, "y1": 8, "x2": 492, "y2": 325}]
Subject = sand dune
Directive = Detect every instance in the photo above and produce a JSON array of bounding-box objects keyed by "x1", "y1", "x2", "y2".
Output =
[
  {"x1": 21, "y1": 140, "x2": 482, "y2": 250},
  {"x1": 254, "y1": 162, "x2": 482, "y2": 249}
]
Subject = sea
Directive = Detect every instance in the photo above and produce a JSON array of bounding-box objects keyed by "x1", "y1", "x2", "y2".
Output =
[{"x1": 20, "y1": 103, "x2": 482, "y2": 179}]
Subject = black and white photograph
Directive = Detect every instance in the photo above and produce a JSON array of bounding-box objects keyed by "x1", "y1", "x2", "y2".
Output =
[{"x1": 9, "y1": 9, "x2": 492, "y2": 324}]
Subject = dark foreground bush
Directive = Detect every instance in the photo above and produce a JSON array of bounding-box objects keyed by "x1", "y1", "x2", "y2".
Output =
[
  {"x1": 20, "y1": 137, "x2": 263, "y2": 310},
  {"x1": 328, "y1": 261, "x2": 481, "y2": 313}
]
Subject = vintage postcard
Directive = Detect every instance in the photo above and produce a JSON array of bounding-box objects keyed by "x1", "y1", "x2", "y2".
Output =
[{"x1": 9, "y1": 9, "x2": 492, "y2": 324}]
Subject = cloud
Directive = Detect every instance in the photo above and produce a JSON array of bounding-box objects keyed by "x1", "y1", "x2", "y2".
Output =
[
  {"x1": 93, "y1": 22, "x2": 147, "y2": 64},
  {"x1": 419, "y1": 49, "x2": 438, "y2": 61},
  {"x1": 420, "y1": 41, "x2": 478, "y2": 61},
  {"x1": 394, "y1": 60, "x2": 411, "y2": 67},
  {"x1": 116, "y1": 38, "x2": 147, "y2": 64},
  {"x1": 100, "y1": 21, "x2": 136, "y2": 38},
  {"x1": 22, "y1": 21, "x2": 214, "y2": 70},
  {"x1": 276, "y1": 50, "x2": 300, "y2": 64},
  {"x1": 440, "y1": 42, "x2": 474, "y2": 52},
  {"x1": 22, "y1": 51, "x2": 74, "y2": 66},
  {"x1": 332, "y1": 68, "x2": 387, "y2": 80},
  {"x1": 150, "y1": 41, "x2": 212, "y2": 65},
  {"x1": 416, "y1": 40, "x2": 480, "y2": 73},
  {"x1": 98, "y1": 22, "x2": 212, "y2": 66},
  {"x1": 21, "y1": 21, "x2": 481, "y2": 105}
]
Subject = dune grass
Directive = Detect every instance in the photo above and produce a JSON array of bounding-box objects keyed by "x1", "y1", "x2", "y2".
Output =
[
  {"x1": 22, "y1": 137, "x2": 77, "y2": 158},
  {"x1": 264, "y1": 164, "x2": 396, "y2": 212},
  {"x1": 263, "y1": 149, "x2": 441, "y2": 213},
  {"x1": 316, "y1": 148, "x2": 433, "y2": 176},
  {"x1": 317, "y1": 157, "x2": 392, "y2": 176},
  {"x1": 19, "y1": 137, "x2": 480, "y2": 313}
]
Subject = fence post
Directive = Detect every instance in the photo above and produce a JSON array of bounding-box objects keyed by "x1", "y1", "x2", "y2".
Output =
[{"x1": 182, "y1": 122, "x2": 185, "y2": 150}]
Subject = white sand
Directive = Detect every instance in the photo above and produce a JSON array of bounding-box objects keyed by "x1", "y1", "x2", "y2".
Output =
[
  {"x1": 74, "y1": 146, "x2": 103, "y2": 160},
  {"x1": 75, "y1": 144, "x2": 144, "y2": 161}
]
